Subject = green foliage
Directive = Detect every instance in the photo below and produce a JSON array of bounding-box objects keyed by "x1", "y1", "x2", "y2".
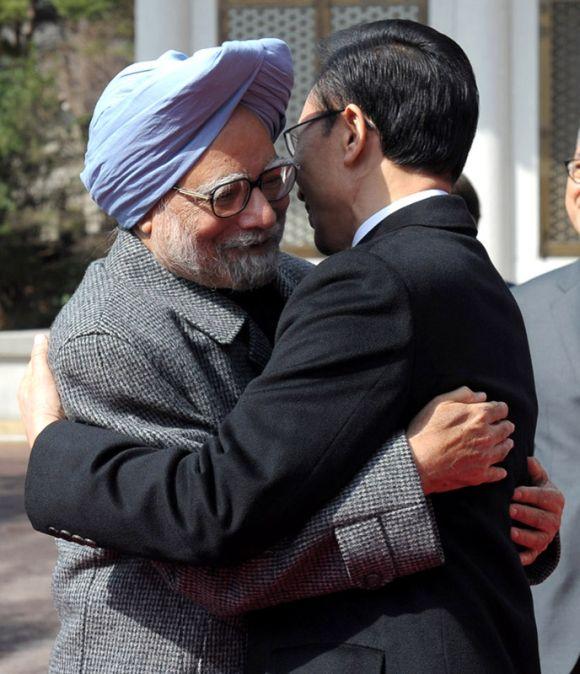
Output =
[
  {"x1": 0, "y1": 0, "x2": 133, "y2": 329},
  {"x1": 0, "y1": 50, "x2": 91, "y2": 328},
  {"x1": 0, "y1": 54, "x2": 59, "y2": 219},
  {"x1": 52, "y1": 0, "x2": 117, "y2": 22},
  {"x1": 0, "y1": 0, "x2": 29, "y2": 24},
  {"x1": 0, "y1": 228, "x2": 109, "y2": 329}
]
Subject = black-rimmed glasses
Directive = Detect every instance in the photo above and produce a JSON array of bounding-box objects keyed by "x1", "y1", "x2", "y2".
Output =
[
  {"x1": 283, "y1": 109, "x2": 345, "y2": 157},
  {"x1": 564, "y1": 158, "x2": 580, "y2": 184},
  {"x1": 173, "y1": 163, "x2": 297, "y2": 218}
]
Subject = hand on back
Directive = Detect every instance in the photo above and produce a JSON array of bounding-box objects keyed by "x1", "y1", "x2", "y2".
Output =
[{"x1": 407, "y1": 387, "x2": 563, "y2": 565}]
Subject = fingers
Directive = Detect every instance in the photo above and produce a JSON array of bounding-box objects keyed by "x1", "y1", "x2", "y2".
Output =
[
  {"x1": 527, "y1": 456, "x2": 548, "y2": 485},
  {"x1": 461, "y1": 400, "x2": 509, "y2": 426},
  {"x1": 30, "y1": 333, "x2": 49, "y2": 367},
  {"x1": 30, "y1": 334, "x2": 55, "y2": 390},
  {"x1": 488, "y1": 419, "x2": 515, "y2": 443},
  {"x1": 483, "y1": 466, "x2": 508, "y2": 483},
  {"x1": 433, "y1": 386, "x2": 487, "y2": 404},
  {"x1": 488, "y1": 437, "x2": 514, "y2": 463},
  {"x1": 442, "y1": 400, "x2": 510, "y2": 434},
  {"x1": 510, "y1": 502, "x2": 560, "y2": 532},
  {"x1": 482, "y1": 400, "x2": 509, "y2": 423},
  {"x1": 17, "y1": 361, "x2": 32, "y2": 410},
  {"x1": 21, "y1": 359, "x2": 32, "y2": 385},
  {"x1": 17, "y1": 332, "x2": 61, "y2": 449},
  {"x1": 511, "y1": 526, "x2": 551, "y2": 557},
  {"x1": 512, "y1": 485, "x2": 565, "y2": 514},
  {"x1": 519, "y1": 549, "x2": 540, "y2": 566}
]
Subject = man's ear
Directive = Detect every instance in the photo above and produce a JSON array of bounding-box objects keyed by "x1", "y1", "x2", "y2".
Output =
[
  {"x1": 134, "y1": 217, "x2": 152, "y2": 240},
  {"x1": 342, "y1": 104, "x2": 370, "y2": 167}
]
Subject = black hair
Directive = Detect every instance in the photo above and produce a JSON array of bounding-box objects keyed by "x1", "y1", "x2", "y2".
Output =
[{"x1": 314, "y1": 20, "x2": 479, "y2": 182}]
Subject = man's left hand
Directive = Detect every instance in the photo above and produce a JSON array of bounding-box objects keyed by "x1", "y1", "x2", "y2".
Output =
[{"x1": 510, "y1": 457, "x2": 564, "y2": 565}]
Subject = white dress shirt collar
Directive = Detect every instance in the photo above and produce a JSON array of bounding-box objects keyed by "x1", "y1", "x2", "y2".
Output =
[{"x1": 352, "y1": 189, "x2": 448, "y2": 247}]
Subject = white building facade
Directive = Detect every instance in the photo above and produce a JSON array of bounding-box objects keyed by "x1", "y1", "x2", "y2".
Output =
[{"x1": 135, "y1": 0, "x2": 580, "y2": 282}]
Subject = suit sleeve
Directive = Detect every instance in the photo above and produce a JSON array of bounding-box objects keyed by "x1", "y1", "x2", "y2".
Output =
[{"x1": 26, "y1": 250, "x2": 416, "y2": 565}]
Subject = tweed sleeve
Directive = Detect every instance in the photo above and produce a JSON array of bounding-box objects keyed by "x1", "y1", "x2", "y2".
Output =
[
  {"x1": 51, "y1": 333, "x2": 214, "y2": 449},
  {"x1": 161, "y1": 431, "x2": 443, "y2": 617},
  {"x1": 50, "y1": 334, "x2": 442, "y2": 615}
]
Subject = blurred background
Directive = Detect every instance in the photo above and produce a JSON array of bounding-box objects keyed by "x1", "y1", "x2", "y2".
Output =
[
  {"x1": 0, "y1": 1, "x2": 578, "y2": 671},
  {"x1": 2, "y1": 0, "x2": 578, "y2": 422},
  {"x1": 1, "y1": 0, "x2": 579, "y2": 338}
]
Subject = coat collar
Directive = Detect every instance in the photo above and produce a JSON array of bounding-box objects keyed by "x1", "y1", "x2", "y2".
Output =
[
  {"x1": 358, "y1": 194, "x2": 478, "y2": 245},
  {"x1": 105, "y1": 230, "x2": 300, "y2": 346}
]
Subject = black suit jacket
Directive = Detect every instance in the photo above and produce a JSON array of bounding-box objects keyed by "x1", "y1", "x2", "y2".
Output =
[{"x1": 26, "y1": 196, "x2": 539, "y2": 672}]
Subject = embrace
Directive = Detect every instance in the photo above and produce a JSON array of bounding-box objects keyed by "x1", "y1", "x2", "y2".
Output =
[{"x1": 20, "y1": 19, "x2": 564, "y2": 674}]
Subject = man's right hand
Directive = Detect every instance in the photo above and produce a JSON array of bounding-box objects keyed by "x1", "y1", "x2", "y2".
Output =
[
  {"x1": 407, "y1": 386, "x2": 514, "y2": 495},
  {"x1": 18, "y1": 334, "x2": 64, "y2": 448}
]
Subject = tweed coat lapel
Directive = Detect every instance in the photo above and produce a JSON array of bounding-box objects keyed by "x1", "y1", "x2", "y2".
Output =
[
  {"x1": 245, "y1": 319, "x2": 272, "y2": 370},
  {"x1": 105, "y1": 231, "x2": 246, "y2": 344},
  {"x1": 226, "y1": 252, "x2": 309, "y2": 370},
  {"x1": 551, "y1": 260, "x2": 580, "y2": 383},
  {"x1": 105, "y1": 231, "x2": 303, "y2": 369}
]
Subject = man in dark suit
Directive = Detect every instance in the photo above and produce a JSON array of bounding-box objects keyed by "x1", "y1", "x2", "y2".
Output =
[
  {"x1": 513, "y1": 134, "x2": 580, "y2": 674},
  {"x1": 21, "y1": 20, "x2": 553, "y2": 672}
]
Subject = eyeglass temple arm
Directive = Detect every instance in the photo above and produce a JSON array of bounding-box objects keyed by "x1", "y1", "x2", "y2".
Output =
[{"x1": 172, "y1": 186, "x2": 212, "y2": 201}]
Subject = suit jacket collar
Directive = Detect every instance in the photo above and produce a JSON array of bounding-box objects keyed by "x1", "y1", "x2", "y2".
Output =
[
  {"x1": 104, "y1": 230, "x2": 299, "y2": 347},
  {"x1": 358, "y1": 194, "x2": 477, "y2": 245}
]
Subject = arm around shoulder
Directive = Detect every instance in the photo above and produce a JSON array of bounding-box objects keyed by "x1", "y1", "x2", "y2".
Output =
[{"x1": 27, "y1": 252, "x2": 416, "y2": 565}]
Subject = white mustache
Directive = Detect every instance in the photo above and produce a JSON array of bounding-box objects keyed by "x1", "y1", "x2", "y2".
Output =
[{"x1": 220, "y1": 224, "x2": 283, "y2": 250}]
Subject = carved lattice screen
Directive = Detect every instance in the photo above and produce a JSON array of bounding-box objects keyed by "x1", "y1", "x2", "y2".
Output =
[
  {"x1": 540, "y1": 0, "x2": 580, "y2": 256},
  {"x1": 220, "y1": 0, "x2": 428, "y2": 256}
]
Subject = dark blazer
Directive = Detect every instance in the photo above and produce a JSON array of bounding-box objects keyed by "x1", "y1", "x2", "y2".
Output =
[
  {"x1": 514, "y1": 261, "x2": 580, "y2": 674},
  {"x1": 26, "y1": 196, "x2": 540, "y2": 672}
]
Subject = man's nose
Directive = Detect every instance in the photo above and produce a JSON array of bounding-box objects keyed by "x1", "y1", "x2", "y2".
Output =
[{"x1": 238, "y1": 187, "x2": 278, "y2": 229}]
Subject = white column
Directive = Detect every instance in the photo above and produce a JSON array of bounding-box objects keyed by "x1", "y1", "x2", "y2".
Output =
[
  {"x1": 135, "y1": 0, "x2": 191, "y2": 60},
  {"x1": 457, "y1": 0, "x2": 515, "y2": 280},
  {"x1": 189, "y1": 0, "x2": 218, "y2": 52},
  {"x1": 511, "y1": 0, "x2": 575, "y2": 282},
  {"x1": 428, "y1": 0, "x2": 457, "y2": 38},
  {"x1": 430, "y1": 0, "x2": 515, "y2": 280}
]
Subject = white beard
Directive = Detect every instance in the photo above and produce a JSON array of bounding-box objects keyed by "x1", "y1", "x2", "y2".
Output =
[{"x1": 151, "y1": 206, "x2": 284, "y2": 290}]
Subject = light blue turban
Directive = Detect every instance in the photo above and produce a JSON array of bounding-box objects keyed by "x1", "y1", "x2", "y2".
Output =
[{"x1": 81, "y1": 39, "x2": 293, "y2": 230}]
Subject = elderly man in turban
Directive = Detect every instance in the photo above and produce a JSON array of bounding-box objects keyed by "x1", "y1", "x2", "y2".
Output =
[{"x1": 21, "y1": 35, "x2": 562, "y2": 673}]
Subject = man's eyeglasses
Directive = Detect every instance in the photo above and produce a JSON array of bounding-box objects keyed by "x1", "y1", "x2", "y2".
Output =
[
  {"x1": 283, "y1": 109, "x2": 345, "y2": 157},
  {"x1": 173, "y1": 163, "x2": 297, "y2": 218},
  {"x1": 564, "y1": 158, "x2": 580, "y2": 184}
]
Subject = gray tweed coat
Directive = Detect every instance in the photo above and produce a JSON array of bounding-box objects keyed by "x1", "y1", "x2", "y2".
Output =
[{"x1": 47, "y1": 231, "x2": 442, "y2": 673}]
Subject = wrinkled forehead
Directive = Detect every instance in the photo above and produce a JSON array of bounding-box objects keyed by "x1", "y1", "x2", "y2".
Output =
[{"x1": 180, "y1": 107, "x2": 277, "y2": 187}]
